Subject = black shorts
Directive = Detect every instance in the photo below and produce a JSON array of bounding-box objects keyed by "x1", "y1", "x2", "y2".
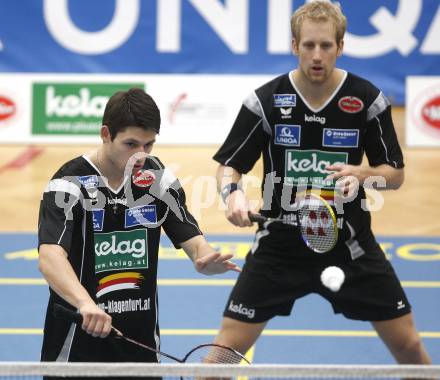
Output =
[{"x1": 223, "y1": 233, "x2": 411, "y2": 323}]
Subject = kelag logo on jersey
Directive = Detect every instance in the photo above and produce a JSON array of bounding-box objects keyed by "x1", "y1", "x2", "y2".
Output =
[
  {"x1": 275, "y1": 124, "x2": 300, "y2": 146},
  {"x1": 273, "y1": 94, "x2": 296, "y2": 108},
  {"x1": 77, "y1": 175, "x2": 99, "y2": 189},
  {"x1": 94, "y1": 230, "x2": 148, "y2": 273},
  {"x1": 92, "y1": 209, "x2": 105, "y2": 231},
  {"x1": 323, "y1": 129, "x2": 359, "y2": 148},
  {"x1": 284, "y1": 150, "x2": 348, "y2": 188},
  {"x1": 125, "y1": 205, "x2": 157, "y2": 228}
]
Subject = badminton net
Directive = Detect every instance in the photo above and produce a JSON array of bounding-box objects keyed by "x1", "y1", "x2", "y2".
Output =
[{"x1": 0, "y1": 362, "x2": 439, "y2": 379}]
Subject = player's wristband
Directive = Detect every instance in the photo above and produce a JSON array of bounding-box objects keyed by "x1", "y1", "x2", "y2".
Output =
[{"x1": 220, "y1": 183, "x2": 242, "y2": 204}]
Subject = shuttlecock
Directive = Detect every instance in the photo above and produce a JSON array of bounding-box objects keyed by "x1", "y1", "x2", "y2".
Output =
[{"x1": 321, "y1": 266, "x2": 345, "y2": 292}]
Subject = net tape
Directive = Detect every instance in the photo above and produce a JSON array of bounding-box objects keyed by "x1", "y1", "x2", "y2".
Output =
[{"x1": 0, "y1": 363, "x2": 440, "y2": 378}]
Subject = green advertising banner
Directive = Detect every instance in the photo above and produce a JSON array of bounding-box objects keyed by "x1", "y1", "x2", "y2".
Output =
[{"x1": 32, "y1": 83, "x2": 144, "y2": 135}]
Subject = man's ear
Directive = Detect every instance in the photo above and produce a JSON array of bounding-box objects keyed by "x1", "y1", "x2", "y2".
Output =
[
  {"x1": 337, "y1": 39, "x2": 344, "y2": 57},
  {"x1": 292, "y1": 38, "x2": 299, "y2": 56},
  {"x1": 100, "y1": 125, "x2": 111, "y2": 143}
]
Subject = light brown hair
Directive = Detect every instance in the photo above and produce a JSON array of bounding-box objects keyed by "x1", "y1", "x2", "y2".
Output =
[{"x1": 291, "y1": 1, "x2": 347, "y2": 44}]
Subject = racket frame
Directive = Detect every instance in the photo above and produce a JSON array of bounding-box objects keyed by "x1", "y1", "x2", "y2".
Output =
[
  {"x1": 296, "y1": 193, "x2": 338, "y2": 253},
  {"x1": 53, "y1": 303, "x2": 249, "y2": 364},
  {"x1": 248, "y1": 193, "x2": 338, "y2": 253}
]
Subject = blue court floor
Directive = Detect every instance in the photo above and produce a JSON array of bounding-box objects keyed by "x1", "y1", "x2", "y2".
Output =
[{"x1": 0, "y1": 233, "x2": 439, "y2": 363}]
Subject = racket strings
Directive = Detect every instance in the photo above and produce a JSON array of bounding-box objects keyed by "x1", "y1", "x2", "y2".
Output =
[
  {"x1": 185, "y1": 345, "x2": 246, "y2": 364},
  {"x1": 298, "y1": 203, "x2": 337, "y2": 252}
]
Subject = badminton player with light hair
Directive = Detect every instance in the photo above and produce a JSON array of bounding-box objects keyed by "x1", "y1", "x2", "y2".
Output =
[{"x1": 211, "y1": 1, "x2": 431, "y2": 366}]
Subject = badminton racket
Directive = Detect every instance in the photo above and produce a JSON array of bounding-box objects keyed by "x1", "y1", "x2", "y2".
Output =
[
  {"x1": 53, "y1": 303, "x2": 249, "y2": 364},
  {"x1": 249, "y1": 193, "x2": 338, "y2": 253}
]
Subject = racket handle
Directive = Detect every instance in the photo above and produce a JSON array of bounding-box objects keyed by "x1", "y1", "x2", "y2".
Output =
[
  {"x1": 53, "y1": 303, "x2": 83, "y2": 324},
  {"x1": 53, "y1": 303, "x2": 118, "y2": 338},
  {"x1": 248, "y1": 212, "x2": 268, "y2": 223}
]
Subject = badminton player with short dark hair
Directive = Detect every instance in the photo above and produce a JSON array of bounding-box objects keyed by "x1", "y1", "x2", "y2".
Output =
[
  {"x1": 212, "y1": 1, "x2": 431, "y2": 365},
  {"x1": 38, "y1": 88, "x2": 240, "y2": 367}
]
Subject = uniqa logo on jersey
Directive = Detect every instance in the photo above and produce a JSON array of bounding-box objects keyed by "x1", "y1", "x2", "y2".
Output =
[
  {"x1": 284, "y1": 150, "x2": 348, "y2": 188},
  {"x1": 94, "y1": 230, "x2": 148, "y2": 274},
  {"x1": 275, "y1": 124, "x2": 300, "y2": 146}
]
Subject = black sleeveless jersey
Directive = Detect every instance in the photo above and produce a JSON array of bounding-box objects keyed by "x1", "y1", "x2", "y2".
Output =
[
  {"x1": 38, "y1": 155, "x2": 201, "y2": 362},
  {"x1": 214, "y1": 70, "x2": 404, "y2": 256}
]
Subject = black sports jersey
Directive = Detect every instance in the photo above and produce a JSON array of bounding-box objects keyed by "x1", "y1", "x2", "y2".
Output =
[
  {"x1": 214, "y1": 70, "x2": 404, "y2": 258},
  {"x1": 38, "y1": 155, "x2": 201, "y2": 362}
]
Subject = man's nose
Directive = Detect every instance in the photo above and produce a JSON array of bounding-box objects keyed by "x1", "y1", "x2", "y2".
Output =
[
  {"x1": 312, "y1": 47, "x2": 322, "y2": 60},
  {"x1": 136, "y1": 147, "x2": 149, "y2": 154}
]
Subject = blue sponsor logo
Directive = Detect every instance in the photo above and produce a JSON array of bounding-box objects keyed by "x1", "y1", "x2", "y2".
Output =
[
  {"x1": 92, "y1": 209, "x2": 105, "y2": 231},
  {"x1": 273, "y1": 94, "x2": 296, "y2": 108},
  {"x1": 125, "y1": 205, "x2": 157, "y2": 228},
  {"x1": 275, "y1": 124, "x2": 301, "y2": 146},
  {"x1": 78, "y1": 175, "x2": 99, "y2": 189},
  {"x1": 323, "y1": 129, "x2": 359, "y2": 148}
]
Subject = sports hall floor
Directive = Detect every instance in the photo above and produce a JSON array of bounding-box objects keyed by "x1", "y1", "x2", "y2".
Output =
[{"x1": 0, "y1": 108, "x2": 439, "y2": 363}]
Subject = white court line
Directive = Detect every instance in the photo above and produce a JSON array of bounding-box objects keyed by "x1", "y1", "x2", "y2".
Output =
[
  {"x1": 1, "y1": 278, "x2": 440, "y2": 288},
  {"x1": 0, "y1": 328, "x2": 439, "y2": 338}
]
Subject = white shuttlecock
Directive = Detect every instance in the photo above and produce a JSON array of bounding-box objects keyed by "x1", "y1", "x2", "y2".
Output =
[{"x1": 321, "y1": 266, "x2": 345, "y2": 292}]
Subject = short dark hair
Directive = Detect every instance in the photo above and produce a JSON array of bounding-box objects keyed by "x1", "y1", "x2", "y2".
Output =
[{"x1": 102, "y1": 87, "x2": 161, "y2": 140}]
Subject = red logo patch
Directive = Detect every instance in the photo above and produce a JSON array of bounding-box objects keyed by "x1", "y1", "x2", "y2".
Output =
[
  {"x1": 0, "y1": 96, "x2": 16, "y2": 121},
  {"x1": 421, "y1": 95, "x2": 440, "y2": 131},
  {"x1": 338, "y1": 96, "x2": 364, "y2": 114},
  {"x1": 132, "y1": 170, "x2": 156, "y2": 187}
]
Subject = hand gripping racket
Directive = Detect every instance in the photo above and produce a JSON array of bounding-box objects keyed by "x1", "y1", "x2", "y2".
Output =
[
  {"x1": 53, "y1": 303, "x2": 249, "y2": 364},
  {"x1": 249, "y1": 193, "x2": 338, "y2": 253}
]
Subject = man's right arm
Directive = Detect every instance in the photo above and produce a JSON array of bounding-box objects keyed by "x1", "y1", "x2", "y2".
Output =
[
  {"x1": 213, "y1": 93, "x2": 266, "y2": 227},
  {"x1": 38, "y1": 244, "x2": 112, "y2": 338},
  {"x1": 216, "y1": 165, "x2": 253, "y2": 227}
]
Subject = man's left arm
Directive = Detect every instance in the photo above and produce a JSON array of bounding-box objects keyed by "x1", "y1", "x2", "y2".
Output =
[
  {"x1": 180, "y1": 235, "x2": 241, "y2": 275},
  {"x1": 326, "y1": 163, "x2": 404, "y2": 197}
]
